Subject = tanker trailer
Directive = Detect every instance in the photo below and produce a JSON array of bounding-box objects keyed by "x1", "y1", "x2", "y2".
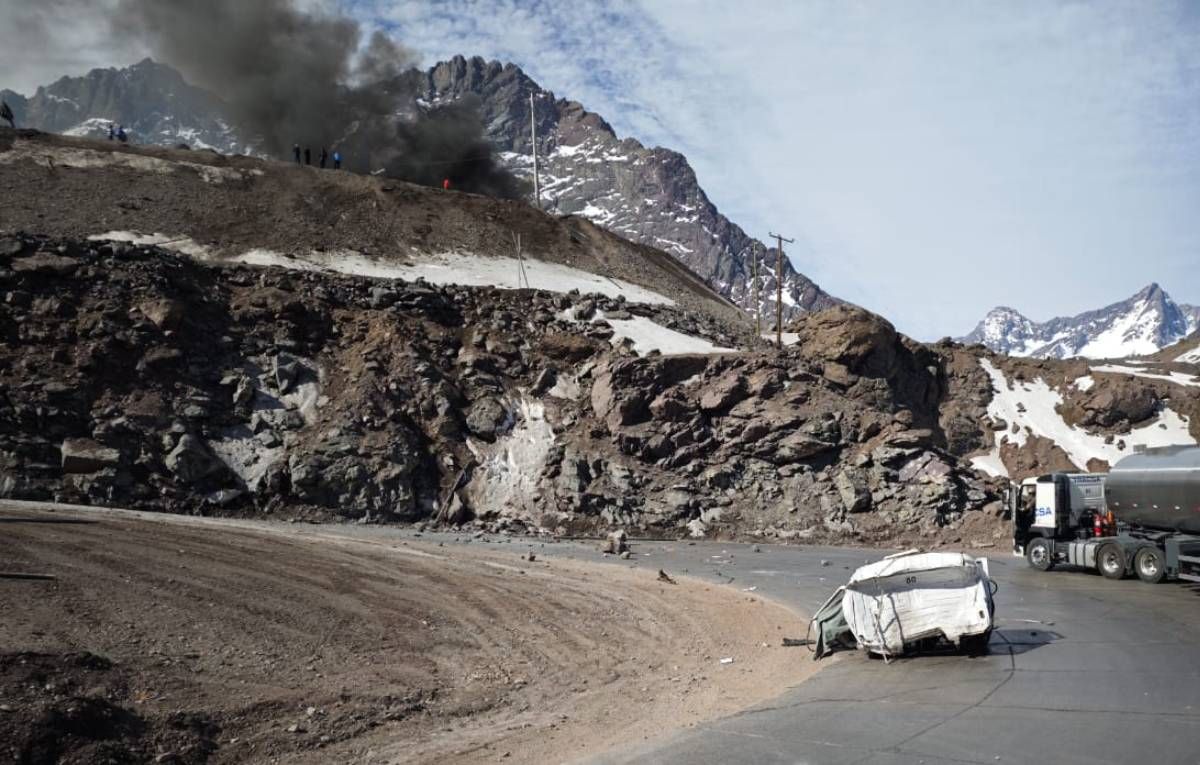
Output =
[{"x1": 1012, "y1": 445, "x2": 1200, "y2": 584}]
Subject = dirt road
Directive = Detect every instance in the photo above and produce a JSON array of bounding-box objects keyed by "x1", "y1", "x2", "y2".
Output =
[{"x1": 0, "y1": 503, "x2": 818, "y2": 763}]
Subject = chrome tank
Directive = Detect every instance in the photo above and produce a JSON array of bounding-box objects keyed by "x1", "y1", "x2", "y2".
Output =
[{"x1": 1106, "y1": 446, "x2": 1200, "y2": 534}]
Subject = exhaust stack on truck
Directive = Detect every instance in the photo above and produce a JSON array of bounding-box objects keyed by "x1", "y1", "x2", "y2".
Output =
[{"x1": 1011, "y1": 445, "x2": 1200, "y2": 584}]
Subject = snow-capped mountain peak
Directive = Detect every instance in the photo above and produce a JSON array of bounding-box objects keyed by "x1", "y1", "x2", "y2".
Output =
[{"x1": 960, "y1": 283, "x2": 1200, "y2": 359}]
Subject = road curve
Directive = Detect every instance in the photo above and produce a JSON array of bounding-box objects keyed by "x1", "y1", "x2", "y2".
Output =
[
  {"x1": 583, "y1": 541, "x2": 1200, "y2": 765},
  {"x1": 4, "y1": 499, "x2": 1197, "y2": 763}
]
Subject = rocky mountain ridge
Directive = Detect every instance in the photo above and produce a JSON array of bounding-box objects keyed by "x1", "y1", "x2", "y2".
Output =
[
  {"x1": 419, "y1": 56, "x2": 840, "y2": 323},
  {"x1": 1, "y1": 59, "x2": 242, "y2": 152},
  {"x1": 961, "y1": 282, "x2": 1200, "y2": 359},
  {"x1": 2, "y1": 56, "x2": 840, "y2": 325}
]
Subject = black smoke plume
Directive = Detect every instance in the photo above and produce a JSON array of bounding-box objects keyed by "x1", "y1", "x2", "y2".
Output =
[{"x1": 111, "y1": 0, "x2": 523, "y2": 198}]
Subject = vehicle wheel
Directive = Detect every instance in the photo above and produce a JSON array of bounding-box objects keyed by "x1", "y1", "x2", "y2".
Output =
[
  {"x1": 1026, "y1": 538, "x2": 1054, "y2": 571},
  {"x1": 1097, "y1": 543, "x2": 1127, "y2": 580},
  {"x1": 1133, "y1": 546, "x2": 1166, "y2": 584},
  {"x1": 960, "y1": 630, "x2": 992, "y2": 656}
]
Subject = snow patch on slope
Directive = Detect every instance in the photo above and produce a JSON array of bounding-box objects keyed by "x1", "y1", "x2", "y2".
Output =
[
  {"x1": 596, "y1": 310, "x2": 734, "y2": 356},
  {"x1": 89, "y1": 231, "x2": 213, "y2": 259},
  {"x1": 1091, "y1": 364, "x2": 1200, "y2": 389},
  {"x1": 230, "y1": 249, "x2": 676, "y2": 306},
  {"x1": 1177, "y1": 345, "x2": 1200, "y2": 364},
  {"x1": 972, "y1": 358, "x2": 1195, "y2": 477}
]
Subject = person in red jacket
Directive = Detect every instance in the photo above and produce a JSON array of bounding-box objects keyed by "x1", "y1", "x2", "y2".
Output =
[{"x1": 442, "y1": 178, "x2": 451, "y2": 190}]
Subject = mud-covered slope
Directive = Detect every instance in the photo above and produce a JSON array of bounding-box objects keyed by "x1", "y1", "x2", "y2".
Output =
[{"x1": 0, "y1": 129, "x2": 747, "y2": 333}]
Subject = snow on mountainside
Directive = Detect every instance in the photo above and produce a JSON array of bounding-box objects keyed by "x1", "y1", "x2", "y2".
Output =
[
  {"x1": 419, "y1": 56, "x2": 840, "y2": 321},
  {"x1": 4, "y1": 56, "x2": 840, "y2": 322},
  {"x1": 960, "y1": 283, "x2": 1200, "y2": 359}
]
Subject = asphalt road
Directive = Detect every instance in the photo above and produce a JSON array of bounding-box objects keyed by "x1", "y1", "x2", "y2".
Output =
[
  {"x1": 572, "y1": 538, "x2": 1200, "y2": 765},
  {"x1": 3, "y1": 501, "x2": 1197, "y2": 764}
]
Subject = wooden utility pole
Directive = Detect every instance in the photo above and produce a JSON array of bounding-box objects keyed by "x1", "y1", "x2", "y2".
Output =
[
  {"x1": 769, "y1": 232, "x2": 794, "y2": 347},
  {"x1": 750, "y1": 249, "x2": 761, "y2": 337},
  {"x1": 530, "y1": 92, "x2": 540, "y2": 210}
]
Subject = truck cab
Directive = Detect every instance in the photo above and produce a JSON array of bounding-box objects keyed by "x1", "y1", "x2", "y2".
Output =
[
  {"x1": 1010, "y1": 448, "x2": 1200, "y2": 584},
  {"x1": 1011, "y1": 472, "x2": 1106, "y2": 558}
]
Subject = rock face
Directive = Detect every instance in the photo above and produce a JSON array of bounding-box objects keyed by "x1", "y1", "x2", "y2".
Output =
[
  {"x1": 6, "y1": 56, "x2": 841, "y2": 323},
  {"x1": 421, "y1": 56, "x2": 842, "y2": 322},
  {"x1": 1, "y1": 59, "x2": 240, "y2": 151},
  {"x1": 960, "y1": 283, "x2": 1200, "y2": 359},
  {"x1": 0, "y1": 232, "x2": 1002, "y2": 545}
]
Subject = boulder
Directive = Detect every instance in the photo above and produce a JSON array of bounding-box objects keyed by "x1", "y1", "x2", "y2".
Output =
[
  {"x1": 164, "y1": 434, "x2": 222, "y2": 483},
  {"x1": 898, "y1": 451, "x2": 954, "y2": 483},
  {"x1": 11, "y1": 253, "x2": 78, "y2": 275},
  {"x1": 369, "y1": 286, "x2": 397, "y2": 308},
  {"x1": 60, "y1": 438, "x2": 121, "y2": 474},
  {"x1": 273, "y1": 354, "x2": 302, "y2": 393},
  {"x1": 699, "y1": 373, "x2": 747, "y2": 413},
  {"x1": 600, "y1": 528, "x2": 628, "y2": 553},
  {"x1": 649, "y1": 392, "x2": 692, "y2": 422},
  {"x1": 137, "y1": 299, "x2": 185, "y2": 330},
  {"x1": 465, "y1": 397, "x2": 510, "y2": 440},
  {"x1": 835, "y1": 468, "x2": 872, "y2": 513}
]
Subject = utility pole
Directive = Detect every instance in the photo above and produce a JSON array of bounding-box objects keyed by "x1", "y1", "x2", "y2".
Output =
[
  {"x1": 530, "y1": 92, "x2": 540, "y2": 211},
  {"x1": 750, "y1": 249, "x2": 761, "y2": 337},
  {"x1": 768, "y1": 232, "x2": 794, "y2": 348}
]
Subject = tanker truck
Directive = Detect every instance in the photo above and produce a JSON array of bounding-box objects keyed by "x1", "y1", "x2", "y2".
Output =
[{"x1": 1010, "y1": 445, "x2": 1200, "y2": 583}]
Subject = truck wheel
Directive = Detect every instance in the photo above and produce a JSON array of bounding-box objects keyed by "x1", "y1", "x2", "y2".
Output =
[
  {"x1": 1133, "y1": 546, "x2": 1166, "y2": 584},
  {"x1": 1097, "y1": 543, "x2": 1127, "y2": 580},
  {"x1": 1026, "y1": 538, "x2": 1053, "y2": 571}
]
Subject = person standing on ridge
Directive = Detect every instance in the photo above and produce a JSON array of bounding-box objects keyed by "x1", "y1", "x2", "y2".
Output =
[
  {"x1": 443, "y1": 178, "x2": 451, "y2": 190},
  {"x1": 116, "y1": 125, "x2": 128, "y2": 143},
  {"x1": 319, "y1": 147, "x2": 328, "y2": 168},
  {"x1": 107, "y1": 123, "x2": 116, "y2": 140},
  {"x1": 304, "y1": 147, "x2": 311, "y2": 166},
  {"x1": 292, "y1": 144, "x2": 300, "y2": 163},
  {"x1": 332, "y1": 150, "x2": 341, "y2": 170}
]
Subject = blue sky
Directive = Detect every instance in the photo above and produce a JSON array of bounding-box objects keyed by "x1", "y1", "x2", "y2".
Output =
[{"x1": 6, "y1": 1, "x2": 1200, "y2": 339}]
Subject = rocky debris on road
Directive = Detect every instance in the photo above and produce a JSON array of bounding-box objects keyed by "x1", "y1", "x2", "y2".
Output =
[
  {"x1": 600, "y1": 529, "x2": 628, "y2": 554},
  {"x1": 0, "y1": 231, "x2": 1029, "y2": 545}
]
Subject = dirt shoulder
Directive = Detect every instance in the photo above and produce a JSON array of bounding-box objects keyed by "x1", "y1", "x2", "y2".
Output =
[{"x1": 0, "y1": 502, "x2": 818, "y2": 764}]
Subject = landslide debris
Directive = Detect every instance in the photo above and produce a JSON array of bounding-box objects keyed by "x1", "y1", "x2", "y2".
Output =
[{"x1": 0, "y1": 232, "x2": 1005, "y2": 545}]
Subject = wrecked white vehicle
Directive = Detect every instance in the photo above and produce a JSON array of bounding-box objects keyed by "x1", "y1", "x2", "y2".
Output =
[{"x1": 809, "y1": 551, "x2": 996, "y2": 658}]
